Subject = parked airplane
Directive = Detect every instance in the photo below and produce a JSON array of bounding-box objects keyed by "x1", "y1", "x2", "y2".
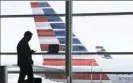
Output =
[{"x1": 1, "y1": 1, "x2": 133, "y2": 83}]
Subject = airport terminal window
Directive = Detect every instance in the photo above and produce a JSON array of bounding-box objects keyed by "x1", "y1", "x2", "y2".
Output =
[
  {"x1": 73, "y1": 1, "x2": 133, "y2": 13},
  {"x1": 1, "y1": 1, "x2": 67, "y2": 83},
  {"x1": 1, "y1": 1, "x2": 65, "y2": 15},
  {"x1": 73, "y1": 15, "x2": 133, "y2": 52},
  {"x1": 1, "y1": 1, "x2": 133, "y2": 83}
]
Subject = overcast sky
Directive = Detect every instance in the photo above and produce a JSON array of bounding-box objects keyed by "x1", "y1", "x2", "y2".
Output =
[{"x1": 1, "y1": 1, "x2": 133, "y2": 59}]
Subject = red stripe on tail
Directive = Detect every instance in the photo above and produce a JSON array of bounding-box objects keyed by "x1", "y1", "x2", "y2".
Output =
[
  {"x1": 31, "y1": 2, "x2": 40, "y2": 8},
  {"x1": 37, "y1": 29, "x2": 55, "y2": 36},
  {"x1": 43, "y1": 59, "x2": 98, "y2": 66}
]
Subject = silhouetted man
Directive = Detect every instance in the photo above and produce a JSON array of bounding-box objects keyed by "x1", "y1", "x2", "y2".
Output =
[{"x1": 17, "y1": 31, "x2": 35, "y2": 83}]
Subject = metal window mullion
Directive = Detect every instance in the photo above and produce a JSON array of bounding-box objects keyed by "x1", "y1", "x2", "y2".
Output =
[
  {"x1": 1, "y1": 12, "x2": 133, "y2": 18},
  {"x1": 65, "y1": 1, "x2": 72, "y2": 83},
  {"x1": 2, "y1": 52, "x2": 133, "y2": 55}
]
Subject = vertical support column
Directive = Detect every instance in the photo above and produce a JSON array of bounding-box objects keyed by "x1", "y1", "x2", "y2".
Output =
[
  {"x1": 0, "y1": 19, "x2": 2, "y2": 66},
  {"x1": 65, "y1": 1, "x2": 72, "y2": 83},
  {"x1": 0, "y1": 52, "x2": 1, "y2": 66},
  {"x1": 0, "y1": 66, "x2": 8, "y2": 83}
]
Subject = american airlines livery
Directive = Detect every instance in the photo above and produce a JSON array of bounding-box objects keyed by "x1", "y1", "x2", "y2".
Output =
[{"x1": 1, "y1": 1, "x2": 133, "y2": 83}]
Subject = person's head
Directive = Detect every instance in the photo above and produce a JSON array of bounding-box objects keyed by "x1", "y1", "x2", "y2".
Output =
[{"x1": 23, "y1": 31, "x2": 33, "y2": 42}]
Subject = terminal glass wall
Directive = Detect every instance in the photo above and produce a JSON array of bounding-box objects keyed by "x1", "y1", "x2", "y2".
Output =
[{"x1": 1, "y1": 1, "x2": 133, "y2": 83}]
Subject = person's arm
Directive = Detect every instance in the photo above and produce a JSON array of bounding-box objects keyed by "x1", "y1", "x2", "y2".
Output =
[
  {"x1": 27, "y1": 43, "x2": 36, "y2": 65},
  {"x1": 30, "y1": 50, "x2": 36, "y2": 65}
]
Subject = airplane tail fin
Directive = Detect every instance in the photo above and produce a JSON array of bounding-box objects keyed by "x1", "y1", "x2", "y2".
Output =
[{"x1": 96, "y1": 46, "x2": 112, "y2": 59}]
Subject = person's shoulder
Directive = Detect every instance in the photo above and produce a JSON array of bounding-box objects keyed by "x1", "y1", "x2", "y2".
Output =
[{"x1": 17, "y1": 39, "x2": 24, "y2": 46}]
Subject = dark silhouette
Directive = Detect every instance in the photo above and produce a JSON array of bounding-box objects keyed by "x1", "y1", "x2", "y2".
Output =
[
  {"x1": 47, "y1": 44, "x2": 59, "y2": 54},
  {"x1": 17, "y1": 31, "x2": 35, "y2": 83},
  {"x1": 24, "y1": 78, "x2": 42, "y2": 83}
]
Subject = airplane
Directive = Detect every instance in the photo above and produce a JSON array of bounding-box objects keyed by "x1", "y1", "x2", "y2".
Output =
[
  {"x1": 96, "y1": 46, "x2": 112, "y2": 59},
  {"x1": 1, "y1": 1, "x2": 133, "y2": 83}
]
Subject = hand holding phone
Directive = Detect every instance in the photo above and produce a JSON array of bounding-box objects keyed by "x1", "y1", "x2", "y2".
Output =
[{"x1": 31, "y1": 50, "x2": 36, "y2": 54}]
